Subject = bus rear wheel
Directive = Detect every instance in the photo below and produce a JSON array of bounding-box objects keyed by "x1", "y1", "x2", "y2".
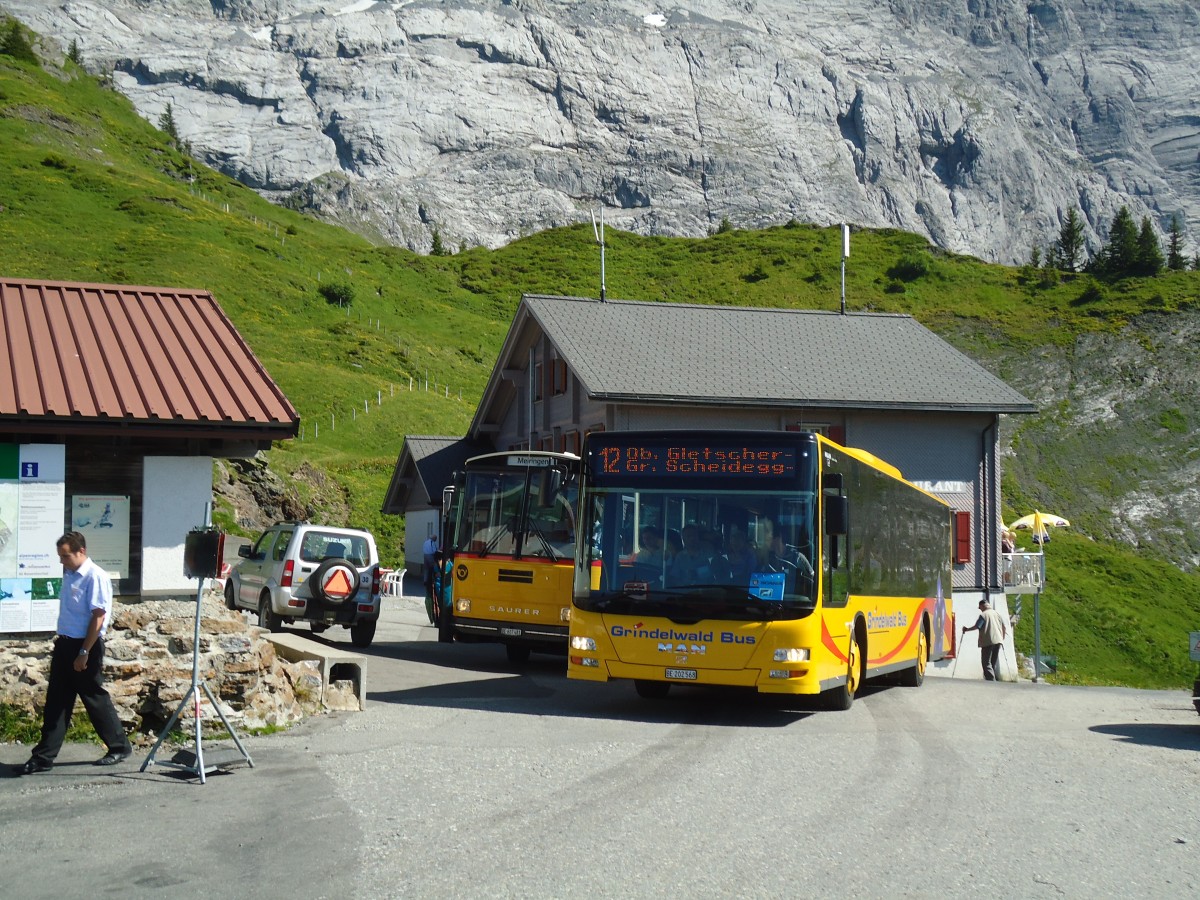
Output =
[
  {"x1": 823, "y1": 637, "x2": 862, "y2": 711},
  {"x1": 899, "y1": 628, "x2": 928, "y2": 687},
  {"x1": 634, "y1": 679, "x2": 670, "y2": 699}
]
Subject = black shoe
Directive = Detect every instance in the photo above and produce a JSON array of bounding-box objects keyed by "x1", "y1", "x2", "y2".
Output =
[
  {"x1": 94, "y1": 748, "x2": 132, "y2": 767},
  {"x1": 18, "y1": 759, "x2": 52, "y2": 775}
]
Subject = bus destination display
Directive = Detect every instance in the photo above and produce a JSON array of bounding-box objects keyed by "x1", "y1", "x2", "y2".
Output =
[{"x1": 594, "y1": 441, "x2": 799, "y2": 478}]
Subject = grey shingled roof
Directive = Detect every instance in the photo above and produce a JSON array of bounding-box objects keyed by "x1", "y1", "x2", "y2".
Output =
[
  {"x1": 524, "y1": 295, "x2": 1035, "y2": 413},
  {"x1": 380, "y1": 435, "x2": 490, "y2": 514}
]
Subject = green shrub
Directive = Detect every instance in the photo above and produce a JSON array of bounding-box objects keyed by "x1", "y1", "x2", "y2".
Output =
[
  {"x1": 1158, "y1": 409, "x2": 1187, "y2": 434},
  {"x1": 887, "y1": 251, "x2": 929, "y2": 282},
  {"x1": 41, "y1": 153, "x2": 73, "y2": 171},
  {"x1": 318, "y1": 281, "x2": 355, "y2": 307}
]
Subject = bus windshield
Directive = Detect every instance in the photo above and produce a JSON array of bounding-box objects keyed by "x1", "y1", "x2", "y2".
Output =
[
  {"x1": 455, "y1": 457, "x2": 578, "y2": 562},
  {"x1": 575, "y1": 433, "x2": 820, "y2": 621}
]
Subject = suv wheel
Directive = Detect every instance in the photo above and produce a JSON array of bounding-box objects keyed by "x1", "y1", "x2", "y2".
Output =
[
  {"x1": 258, "y1": 595, "x2": 283, "y2": 633},
  {"x1": 350, "y1": 619, "x2": 376, "y2": 649},
  {"x1": 223, "y1": 581, "x2": 237, "y2": 611}
]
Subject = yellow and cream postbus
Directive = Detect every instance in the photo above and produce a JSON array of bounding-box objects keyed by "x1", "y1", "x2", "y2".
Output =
[
  {"x1": 443, "y1": 450, "x2": 579, "y2": 663},
  {"x1": 567, "y1": 430, "x2": 954, "y2": 706}
]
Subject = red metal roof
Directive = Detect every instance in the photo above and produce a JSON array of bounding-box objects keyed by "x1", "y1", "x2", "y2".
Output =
[{"x1": 0, "y1": 278, "x2": 298, "y2": 439}]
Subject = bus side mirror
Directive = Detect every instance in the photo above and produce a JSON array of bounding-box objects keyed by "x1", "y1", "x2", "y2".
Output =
[
  {"x1": 825, "y1": 495, "x2": 848, "y2": 536},
  {"x1": 822, "y1": 473, "x2": 843, "y2": 491}
]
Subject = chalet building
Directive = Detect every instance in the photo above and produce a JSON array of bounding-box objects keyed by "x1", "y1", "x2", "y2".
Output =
[
  {"x1": 0, "y1": 277, "x2": 298, "y2": 608},
  {"x1": 383, "y1": 294, "x2": 1036, "y2": 629}
]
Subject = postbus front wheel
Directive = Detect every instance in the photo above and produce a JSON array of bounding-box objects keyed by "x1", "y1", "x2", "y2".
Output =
[{"x1": 505, "y1": 643, "x2": 531, "y2": 664}]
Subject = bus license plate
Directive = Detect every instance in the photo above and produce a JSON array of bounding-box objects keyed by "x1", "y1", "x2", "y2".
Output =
[
  {"x1": 500, "y1": 627, "x2": 522, "y2": 637},
  {"x1": 665, "y1": 668, "x2": 697, "y2": 680}
]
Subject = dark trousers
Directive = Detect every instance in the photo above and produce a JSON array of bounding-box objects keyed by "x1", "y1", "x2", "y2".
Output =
[
  {"x1": 980, "y1": 642, "x2": 1001, "y2": 681},
  {"x1": 30, "y1": 636, "x2": 130, "y2": 764}
]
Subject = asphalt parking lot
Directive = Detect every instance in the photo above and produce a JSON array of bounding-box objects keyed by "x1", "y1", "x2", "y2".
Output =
[{"x1": 3, "y1": 577, "x2": 1197, "y2": 899}]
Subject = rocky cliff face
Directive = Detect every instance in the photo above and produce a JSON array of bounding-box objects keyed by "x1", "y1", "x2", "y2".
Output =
[
  {"x1": 4, "y1": 0, "x2": 1197, "y2": 262},
  {"x1": 952, "y1": 306, "x2": 1200, "y2": 572}
]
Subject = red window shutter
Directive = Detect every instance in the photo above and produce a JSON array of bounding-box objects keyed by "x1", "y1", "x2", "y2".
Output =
[
  {"x1": 954, "y1": 511, "x2": 971, "y2": 563},
  {"x1": 829, "y1": 426, "x2": 846, "y2": 445}
]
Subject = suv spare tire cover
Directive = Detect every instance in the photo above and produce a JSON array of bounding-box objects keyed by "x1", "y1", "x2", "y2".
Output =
[{"x1": 307, "y1": 558, "x2": 362, "y2": 605}]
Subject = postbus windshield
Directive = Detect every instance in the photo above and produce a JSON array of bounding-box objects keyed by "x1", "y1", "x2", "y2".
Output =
[
  {"x1": 575, "y1": 433, "x2": 819, "y2": 620},
  {"x1": 454, "y1": 453, "x2": 578, "y2": 562}
]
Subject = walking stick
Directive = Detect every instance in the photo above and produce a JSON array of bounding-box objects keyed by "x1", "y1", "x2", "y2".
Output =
[{"x1": 952, "y1": 626, "x2": 966, "y2": 677}]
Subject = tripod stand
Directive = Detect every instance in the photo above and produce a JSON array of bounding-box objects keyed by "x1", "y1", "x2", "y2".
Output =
[{"x1": 140, "y1": 572, "x2": 254, "y2": 783}]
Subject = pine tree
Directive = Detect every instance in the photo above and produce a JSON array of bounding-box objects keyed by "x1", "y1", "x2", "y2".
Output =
[
  {"x1": 1054, "y1": 208, "x2": 1085, "y2": 272},
  {"x1": 1135, "y1": 216, "x2": 1164, "y2": 276},
  {"x1": 1097, "y1": 206, "x2": 1138, "y2": 277},
  {"x1": 0, "y1": 19, "x2": 37, "y2": 64},
  {"x1": 67, "y1": 39, "x2": 81, "y2": 64},
  {"x1": 1166, "y1": 214, "x2": 1186, "y2": 271},
  {"x1": 430, "y1": 228, "x2": 446, "y2": 257},
  {"x1": 158, "y1": 104, "x2": 179, "y2": 144}
]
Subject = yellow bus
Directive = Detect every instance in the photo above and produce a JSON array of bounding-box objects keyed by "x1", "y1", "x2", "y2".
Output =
[
  {"x1": 567, "y1": 430, "x2": 955, "y2": 706},
  {"x1": 443, "y1": 450, "x2": 580, "y2": 663}
]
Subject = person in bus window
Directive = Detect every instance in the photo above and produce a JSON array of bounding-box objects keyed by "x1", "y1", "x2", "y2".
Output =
[
  {"x1": 666, "y1": 529, "x2": 703, "y2": 585},
  {"x1": 694, "y1": 532, "x2": 725, "y2": 583},
  {"x1": 724, "y1": 528, "x2": 755, "y2": 584},
  {"x1": 761, "y1": 518, "x2": 815, "y2": 584},
  {"x1": 635, "y1": 526, "x2": 663, "y2": 569}
]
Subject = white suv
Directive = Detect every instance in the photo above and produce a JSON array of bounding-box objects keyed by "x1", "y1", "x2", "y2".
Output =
[{"x1": 225, "y1": 522, "x2": 383, "y2": 648}]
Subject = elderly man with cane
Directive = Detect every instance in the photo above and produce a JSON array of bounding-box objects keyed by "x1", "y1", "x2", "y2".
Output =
[{"x1": 962, "y1": 598, "x2": 1009, "y2": 681}]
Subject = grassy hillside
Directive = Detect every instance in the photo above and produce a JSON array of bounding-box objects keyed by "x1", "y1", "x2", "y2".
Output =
[{"x1": 2, "y1": 29, "x2": 1198, "y2": 689}]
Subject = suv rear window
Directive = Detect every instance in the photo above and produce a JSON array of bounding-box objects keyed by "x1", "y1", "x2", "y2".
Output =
[{"x1": 299, "y1": 532, "x2": 370, "y2": 567}]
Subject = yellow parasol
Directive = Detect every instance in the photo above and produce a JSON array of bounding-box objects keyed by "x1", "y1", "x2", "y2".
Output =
[{"x1": 1009, "y1": 511, "x2": 1070, "y2": 545}]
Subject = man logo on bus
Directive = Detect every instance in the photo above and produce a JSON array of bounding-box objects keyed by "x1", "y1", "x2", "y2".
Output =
[{"x1": 659, "y1": 642, "x2": 706, "y2": 655}]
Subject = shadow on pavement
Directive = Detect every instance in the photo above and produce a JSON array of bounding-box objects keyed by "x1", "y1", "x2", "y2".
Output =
[{"x1": 1090, "y1": 721, "x2": 1200, "y2": 751}]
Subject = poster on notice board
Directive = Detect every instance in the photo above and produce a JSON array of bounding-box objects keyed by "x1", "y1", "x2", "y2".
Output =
[{"x1": 71, "y1": 495, "x2": 130, "y2": 579}]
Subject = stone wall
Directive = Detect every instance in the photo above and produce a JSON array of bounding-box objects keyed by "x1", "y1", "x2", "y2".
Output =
[{"x1": 0, "y1": 594, "x2": 322, "y2": 741}]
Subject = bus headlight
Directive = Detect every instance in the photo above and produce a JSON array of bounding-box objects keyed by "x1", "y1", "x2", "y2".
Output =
[
  {"x1": 455, "y1": 598, "x2": 471, "y2": 614},
  {"x1": 773, "y1": 648, "x2": 810, "y2": 662},
  {"x1": 570, "y1": 635, "x2": 596, "y2": 651}
]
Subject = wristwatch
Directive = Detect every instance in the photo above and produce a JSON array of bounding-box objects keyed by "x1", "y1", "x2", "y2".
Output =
[{"x1": 78, "y1": 647, "x2": 89, "y2": 657}]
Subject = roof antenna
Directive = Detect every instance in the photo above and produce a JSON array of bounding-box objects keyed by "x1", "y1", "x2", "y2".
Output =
[
  {"x1": 840, "y1": 223, "x2": 849, "y2": 315},
  {"x1": 591, "y1": 207, "x2": 607, "y2": 301}
]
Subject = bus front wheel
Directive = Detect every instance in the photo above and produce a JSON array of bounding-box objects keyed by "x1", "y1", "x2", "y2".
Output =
[
  {"x1": 437, "y1": 607, "x2": 455, "y2": 643},
  {"x1": 634, "y1": 680, "x2": 670, "y2": 699},
  {"x1": 824, "y1": 637, "x2": 862, "y2": 711},
  {"x1": 505, "y1": 644, "x2": 531, "y2": 664}
]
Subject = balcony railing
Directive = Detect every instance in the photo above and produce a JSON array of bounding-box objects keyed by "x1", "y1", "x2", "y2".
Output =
[{"x1": 1002, "y1": 552, "x2": 1045, "y2": 593}]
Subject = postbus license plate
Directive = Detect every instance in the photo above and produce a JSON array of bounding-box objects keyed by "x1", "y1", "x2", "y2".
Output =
[
  {"x1": 665, "y1": 668, "x2": 697, "y2": 680},
  {"x1": 500, "y1": 627, "x2": 522, "y2": 637}
]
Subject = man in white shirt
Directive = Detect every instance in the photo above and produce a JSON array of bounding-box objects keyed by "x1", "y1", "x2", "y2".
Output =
[
  {"x1": 962, "y1": 598, "x2": 1009, "y2": 681},
  {"x1": 17, "y1": 532, "x2": 132, "y2": 774}
]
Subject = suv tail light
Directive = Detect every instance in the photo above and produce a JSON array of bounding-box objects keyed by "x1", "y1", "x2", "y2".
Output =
[
  {"x1": 281, "y1": 559, "x2": 295, "y2": 588},
  {"x1": 371, "y1": 566, "x2": 381, "y2": 596}
]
